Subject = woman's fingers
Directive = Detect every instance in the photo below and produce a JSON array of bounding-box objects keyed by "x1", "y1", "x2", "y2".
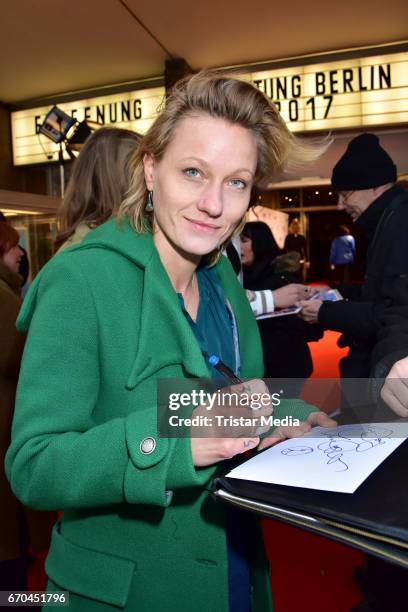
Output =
[{"x1": 191, "y1": 437, "x2": 260, "y2": 467}]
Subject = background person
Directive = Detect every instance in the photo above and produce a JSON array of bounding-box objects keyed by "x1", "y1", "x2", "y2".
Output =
[
  {"x1": 284, "y1": 217, "x2": 309, "y2": 281},
  {"x1": 226, "y1": 234, "x2": 311, "y2": 317},
  {"x1": 6, "y1": 72, "x2": 334, "y2": 612},
  {"x1": 0, "y1": 211, "x2": 30, "y2": 292},
  {"x1": 299, "y1": 133, "x2": 408, "y2": 384},
  {"x1": 329, "y1": 224, "x2": 355, "y2": 283},
  {"x1": 0, "y1": 222, "x2": 54, "y2": 594},
  {"x1": 54, "y1": 127, "x2": 141, "y2": 252},
  {"x1": 241, "y1": 221, "x2": 322, "y2": 385}
]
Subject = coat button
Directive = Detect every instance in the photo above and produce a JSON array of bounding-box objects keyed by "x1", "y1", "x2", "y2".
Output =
[{"x1": 140, "y1": 437, "x2": 156, "y2": 454}]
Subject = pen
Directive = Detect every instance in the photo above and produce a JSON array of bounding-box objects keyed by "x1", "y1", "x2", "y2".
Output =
[{"x1": 207, "y1": 354, "x2": 243, "y2": 385}]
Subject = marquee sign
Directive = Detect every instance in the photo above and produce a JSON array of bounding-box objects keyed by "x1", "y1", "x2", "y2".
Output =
[
  {"x1": 11, "y1": 86, "x2": 165, "y2": 165},
  {"x1": 248, "y1": 51, "x2": 407, "y2": 132},
  {"x1": 10, "y1": 51, "x2": 407, "y2": 165}
]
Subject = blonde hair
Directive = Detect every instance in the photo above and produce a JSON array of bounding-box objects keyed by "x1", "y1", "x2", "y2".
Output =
[
  {"x1": 119, "y1": 71, "x2": 326, "y2": 262},
  {"x1": 55, "y1": 127, "x2": 141, "y2": 249}
]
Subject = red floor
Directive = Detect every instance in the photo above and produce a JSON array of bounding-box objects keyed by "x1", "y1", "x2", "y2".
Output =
[{"x1": 264, "y1": 331, "x2": 364, "y2": 612}]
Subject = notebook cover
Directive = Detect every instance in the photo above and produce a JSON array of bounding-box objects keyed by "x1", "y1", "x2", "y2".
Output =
[{"x1": 215, "y1": 439, "x2": 408, "y2": 546}]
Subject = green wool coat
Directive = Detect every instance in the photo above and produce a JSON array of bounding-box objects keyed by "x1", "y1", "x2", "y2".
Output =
[{"x1": 6, "y1": 219, "x2": 316, "y2": 611}]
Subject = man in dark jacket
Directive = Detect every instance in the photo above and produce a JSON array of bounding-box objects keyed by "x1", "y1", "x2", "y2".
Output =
[
  {"x1": 299, "y1": 134, "x2": 408, "y2": 612},
  {"x1": 300, "y1": 133, "x2": 408, "y2": 387}
]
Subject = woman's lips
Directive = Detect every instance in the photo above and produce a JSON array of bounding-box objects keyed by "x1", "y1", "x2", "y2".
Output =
[{"x1": 186, "y1": 218, "x2": 220, "y2": 233}]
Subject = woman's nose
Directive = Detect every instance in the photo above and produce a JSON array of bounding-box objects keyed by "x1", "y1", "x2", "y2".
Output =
[{"x1": 197, "y1": 185, "x2": 223, "y2": 216}]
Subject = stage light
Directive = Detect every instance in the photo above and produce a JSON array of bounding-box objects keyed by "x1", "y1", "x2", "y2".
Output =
[
  {"x1": 39, "y1": 106, "x2": 100, "y2": 193},
  {"x1": 39, "y1": 106, "x2": 76, "y2": 143}
]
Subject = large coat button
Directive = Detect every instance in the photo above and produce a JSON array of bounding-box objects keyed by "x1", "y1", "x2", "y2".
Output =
[{"x1": 140, "y1": 437, "x2": 156, "y2": 454}]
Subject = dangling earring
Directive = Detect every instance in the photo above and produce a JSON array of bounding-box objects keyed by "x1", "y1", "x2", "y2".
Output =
[{"x1": 145, "y1": 191, "x2": 154, "y2": 212}]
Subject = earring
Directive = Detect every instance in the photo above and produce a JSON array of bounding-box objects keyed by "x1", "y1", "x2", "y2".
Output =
[{"x1": 145, "y1": 191, "x2": 154, "y2": 212}]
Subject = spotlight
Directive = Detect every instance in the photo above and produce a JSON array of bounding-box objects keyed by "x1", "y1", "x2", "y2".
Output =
[
  {"x1": 39, "y1": 106, "x2": 100, "y2": 193},
  {"x1": 39, "y1": 106, "x2": 76, "y2": 143}
]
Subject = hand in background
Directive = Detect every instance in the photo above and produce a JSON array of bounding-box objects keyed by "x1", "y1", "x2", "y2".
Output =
[
  {"x1": 380, "y1": 357, "x2": 408, "y2": 417},
  {"x1": 258, "y1": 411, "x2": 337, "y2": 450},
  {"x1": 298, "y1": 299, "x2": 323, "y2": 323},
  {"x1": 273, "y1": 284, "x2": 311, "y2": 308}
]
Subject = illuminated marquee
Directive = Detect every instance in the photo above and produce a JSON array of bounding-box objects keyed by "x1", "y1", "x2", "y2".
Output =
[
  {"x1": 248, "y1": 51, "x2": 407, "y2": 132},
  {"x1": 11, "y1": 86, "x2": 165, "y2": 166},
  {"x1": 11, "y1": 51, "x2": 407, "y2": 165}
]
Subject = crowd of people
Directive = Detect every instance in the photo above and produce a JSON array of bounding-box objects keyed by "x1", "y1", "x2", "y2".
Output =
[{"x1": 1, "y1": 72, "x2": 407, "y2": 611}]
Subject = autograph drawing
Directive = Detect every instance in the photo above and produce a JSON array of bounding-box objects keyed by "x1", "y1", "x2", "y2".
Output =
[{"x1": 281, "y1": 425, "x2": 394, "y2": 472}]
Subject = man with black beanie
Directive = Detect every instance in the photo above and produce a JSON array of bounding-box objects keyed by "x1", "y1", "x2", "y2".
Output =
[
  {"x1": 299, "y1": 133, "x2": 408, "y2": 612},
  {"x1": 300, "y1": 133, "x2": 408, "y2": 384}
]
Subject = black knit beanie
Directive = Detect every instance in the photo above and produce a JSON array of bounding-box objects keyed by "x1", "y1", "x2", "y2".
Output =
[{"x1": 331, "y1": 133, "x2": 397, "y2": 191}]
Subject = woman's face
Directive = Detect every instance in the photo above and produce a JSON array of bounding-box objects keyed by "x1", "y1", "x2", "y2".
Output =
[
  {"x1": 143, "y1": 113, "x2": 257, "y2": 263},
  {"x1": 240, "y1": 234, "x2": 255, "y2": 266},
  {"x1": 3, "y1": 244, "x2": 23, "y2": 274}
]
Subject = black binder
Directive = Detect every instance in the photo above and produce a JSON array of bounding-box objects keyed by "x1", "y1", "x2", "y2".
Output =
[{"x1": 214, "y1": 440, "x2": 408, "y2": 568}]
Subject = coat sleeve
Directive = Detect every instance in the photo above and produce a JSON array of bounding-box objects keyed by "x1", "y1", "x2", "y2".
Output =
[
  {"x1": 331, "y1": 283, "x2": 362, "y2": 300},
  {"x1": 371, "y1": 275, "x2": 408, "y2": 377},
  {"x1": 318, "y1": 299, "x2": 386, "y2": 339},
  {"x1": 5, "y1": 259, "x2": 216, "y2": 512}
]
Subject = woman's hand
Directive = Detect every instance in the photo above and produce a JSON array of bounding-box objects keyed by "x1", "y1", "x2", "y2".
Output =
[
  {"x1": 273, "y1": 284, "x2": 313, "y2": 309},
  {"x1": 258, "y1": 411, "x2": 337, "y2": 451},
  {"x1": 191, "y1": 378, "x2": 272, "y2": 467}
]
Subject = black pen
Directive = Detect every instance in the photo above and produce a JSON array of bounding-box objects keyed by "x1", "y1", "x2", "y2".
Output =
[{"x1": 207, "y1": 354, "x2": 243, "y2": 385}]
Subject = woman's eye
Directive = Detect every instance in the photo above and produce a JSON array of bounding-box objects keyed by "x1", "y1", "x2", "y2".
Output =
[
  {"x1": 229, "y1": 179, "x2": 246, "y2": 190},
  {"x1": 184, "y1": 168, "x2": 201, "y2": 178}
]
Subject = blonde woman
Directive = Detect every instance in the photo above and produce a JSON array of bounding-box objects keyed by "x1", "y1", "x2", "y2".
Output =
[
  {"x1": 55, "y1": 127, "x2": 141, "y2": 251},
  {"x1": 6, "y1": 72, "x2": 334, "y2": 612}
]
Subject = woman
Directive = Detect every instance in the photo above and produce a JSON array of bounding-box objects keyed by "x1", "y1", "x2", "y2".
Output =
[
  {"x1": 241, "y1": 221, "x2": 323, "y2": 382},
  {"x1": 6, "y1": 72, "x2": 334, "y2": 611},
  {"x1": 0, "y1": 222, "x2": 25, "y2": 588},
  {"x1": 0, "y1": 223, "x2": 54, "y2": 592},
  {"x1": 55, "y1": 127, "x2": 141, "y2": 251}
]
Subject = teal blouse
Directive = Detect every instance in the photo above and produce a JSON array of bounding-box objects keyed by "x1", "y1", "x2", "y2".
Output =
[{"x1": 177, "y1": 265, "x2": 251, "y2": 612}]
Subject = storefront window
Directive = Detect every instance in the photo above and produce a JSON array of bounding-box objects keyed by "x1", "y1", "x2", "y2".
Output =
[{"x1": 3, "y1": 212, "x2": 56, "y2": 282}]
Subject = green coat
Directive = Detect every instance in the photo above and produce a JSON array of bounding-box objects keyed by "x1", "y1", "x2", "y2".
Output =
[{"x1": 6, "y1": 219, "x2": 315, "y2": 611}]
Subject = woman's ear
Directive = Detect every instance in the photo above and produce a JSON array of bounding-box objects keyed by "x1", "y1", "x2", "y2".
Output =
[{"x1": 143, "y1": 153, "x2": 155, "y2": 191}]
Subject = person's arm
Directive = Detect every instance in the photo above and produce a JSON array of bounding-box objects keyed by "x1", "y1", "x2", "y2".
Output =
[
  {"x1": 246, "y1": 288, "x2": 275, "y2": 316},
  {"x1": 372, "y1": 276, "x2": 408, "y2": 375},
  {"x1": 329, "y1": 239, "x2": 337, "y2": 266},
  {"x1": 299, "y1": 298, "x2": 386, "y2": 339},
  {"x1": 247, "y1": 283, "x2": 311, "y2": 315},
  {"x1": 318, "y1": 299, "x2": 387, "y2": 338},
  {"x1": 350, "y1": 236, "x2": 356, "y2": 259},
  {"x1": 5, "y1": 259, "x2": 217, "y2": 512}
]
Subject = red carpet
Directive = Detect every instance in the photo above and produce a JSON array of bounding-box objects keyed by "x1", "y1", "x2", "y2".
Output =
[{"x1": 264, "y1": 331, "x2": 364, "y2": 612}]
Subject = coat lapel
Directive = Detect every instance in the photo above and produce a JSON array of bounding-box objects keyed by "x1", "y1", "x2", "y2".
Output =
[
  {"x1": 80, "y1": 220, "x2": 263, "y2": 384},
  {"x1": 126, "y1": 248, "x2": 210, "y2": 388}
]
